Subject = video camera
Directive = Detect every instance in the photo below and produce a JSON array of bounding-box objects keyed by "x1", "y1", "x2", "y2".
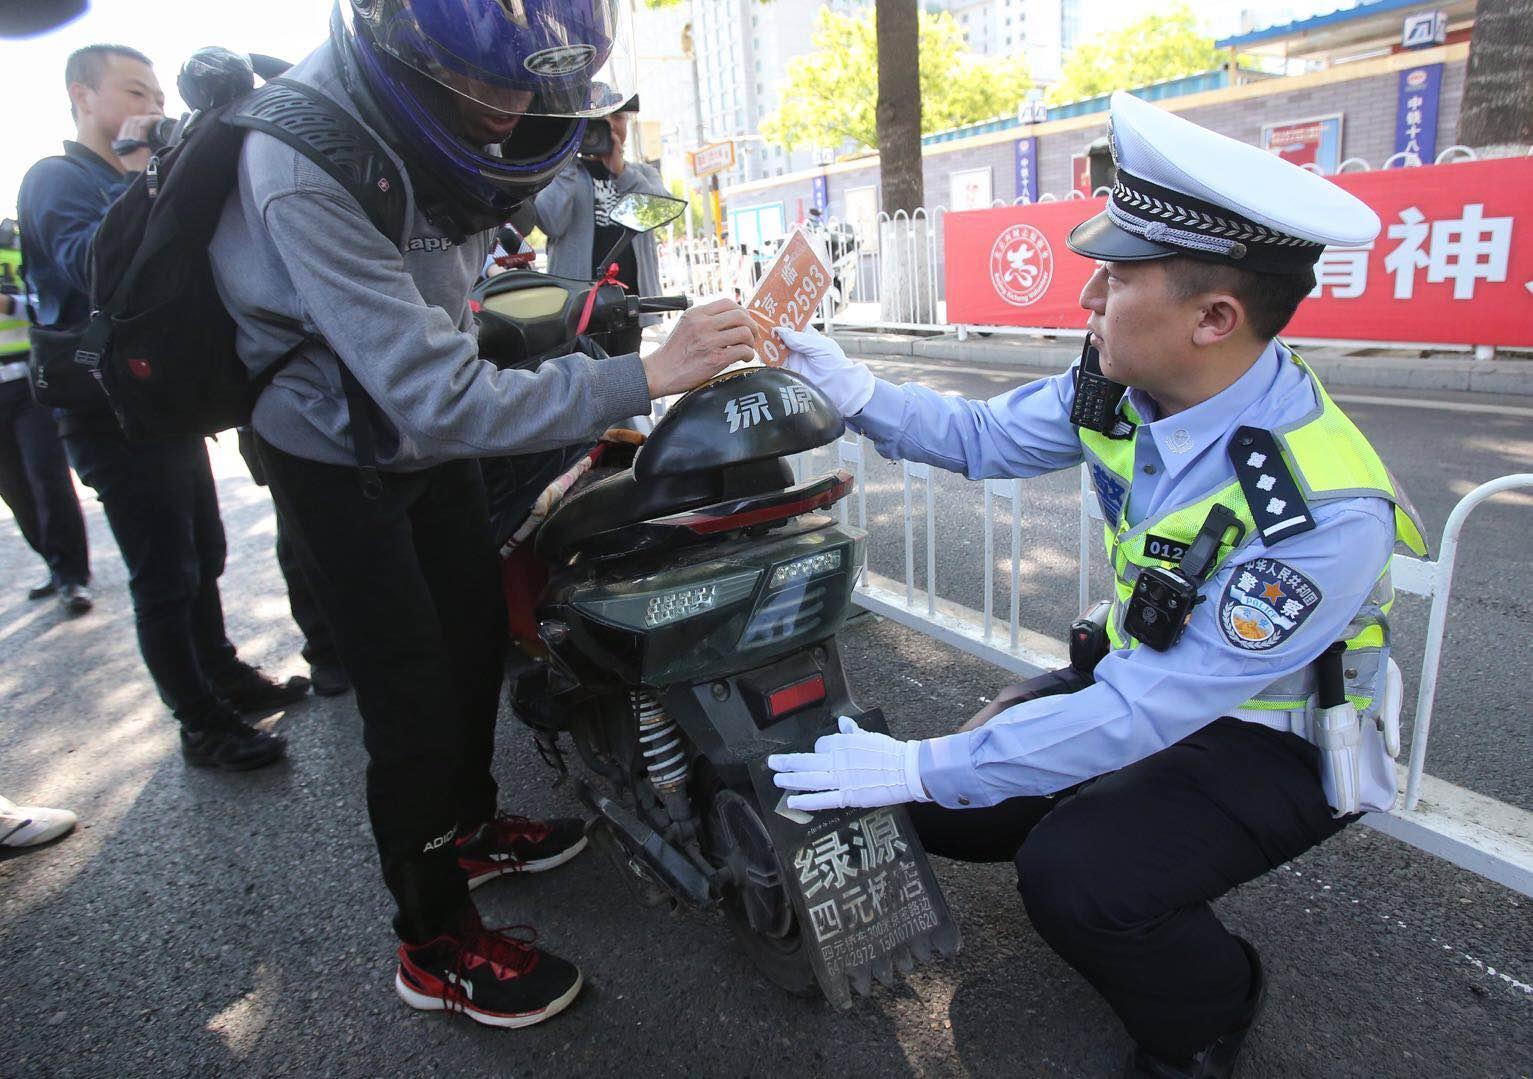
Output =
[
  {"x1": 577, "y1": 94, "x2": 641, "y2": 159},
  {"x1": 110, "y1": 47, "x2": 290, "y2": 157}
]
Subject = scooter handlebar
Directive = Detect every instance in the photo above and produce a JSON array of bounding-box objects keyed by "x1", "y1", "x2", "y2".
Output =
[{"x1": 635, "y1": 295, "x2": 691, "y2": 314}]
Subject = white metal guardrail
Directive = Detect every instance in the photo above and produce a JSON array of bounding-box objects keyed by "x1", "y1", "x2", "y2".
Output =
[{"x1": 797, "y1": 435, "x2": 1533, "y2": 896}]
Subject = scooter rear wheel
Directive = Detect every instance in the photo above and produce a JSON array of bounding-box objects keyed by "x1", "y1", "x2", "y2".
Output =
[{"x1": 698, "y1": 768, "x2": 817, "y2": 997}]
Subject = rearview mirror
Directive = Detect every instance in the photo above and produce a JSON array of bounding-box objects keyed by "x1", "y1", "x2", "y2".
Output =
[{"x1": 610, "y1": 193, "x2": 687, "y2": 234}]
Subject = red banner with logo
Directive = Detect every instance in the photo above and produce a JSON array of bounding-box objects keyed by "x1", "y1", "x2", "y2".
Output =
[{"x1": 943, "y1": 157, "x2": 1533, "y2": 347}]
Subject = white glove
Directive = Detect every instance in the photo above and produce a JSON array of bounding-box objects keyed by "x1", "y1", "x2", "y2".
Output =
[
  {"x1": 768, "y1": 716, "x2": 931, "y2": 812},
  {"x1": 776, "y1": 326, "x2": 875, "y2": 416}
]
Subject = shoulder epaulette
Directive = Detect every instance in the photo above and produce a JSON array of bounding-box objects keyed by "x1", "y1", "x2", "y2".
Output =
[{"x1": 1229, "y1": 425, "x2": 1315, "y2": 545}]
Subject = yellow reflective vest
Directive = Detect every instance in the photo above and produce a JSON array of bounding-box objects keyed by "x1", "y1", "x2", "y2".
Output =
[
  {"x1": 1079, "y1": 351, "x2": 1428, "y2": 719},
  {"x1": 0, "y1": 246, "x2": 29, "y2": 358}
]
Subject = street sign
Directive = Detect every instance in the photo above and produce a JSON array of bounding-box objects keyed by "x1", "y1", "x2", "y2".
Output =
[{"x1": 690, "y1": 140, "x2": 736, "y2": 178}]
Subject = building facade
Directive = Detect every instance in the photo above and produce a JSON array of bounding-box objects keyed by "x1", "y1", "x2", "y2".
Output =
[{"x1": 717, "y1": 39, "x2": 1471, "y2": 260}]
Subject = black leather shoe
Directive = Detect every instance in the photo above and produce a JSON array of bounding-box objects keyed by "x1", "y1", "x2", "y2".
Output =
[
  {"x1": 213, "y1": 662, "x2": 311, "y2": 715},
  {"x1": 58, "y1": 583, "x2": 93, "y2": 615},
  {"x1": 308, "y1": 656, "x2": 351, "y2": 697},
  {"x1": 1124, "y1": 938, "x2": 1266, "y2": 1079},
  {"x1": 181, "y1": 715, "x2": 287, "y2": 771},
  {"x1": 27, "y1": 578, "x2": 57, "y2": 600}
]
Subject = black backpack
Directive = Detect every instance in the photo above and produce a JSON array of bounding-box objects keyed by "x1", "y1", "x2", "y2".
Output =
[{"x1": 83, "y1": 77, "x2": 405, "y2": 453}]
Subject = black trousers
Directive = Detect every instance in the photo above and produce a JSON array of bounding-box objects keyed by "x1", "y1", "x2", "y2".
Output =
[
  {"x1": 62, "y1": 426, "x2": 238, "y2": 725},
  {"x1": 256, "y1": 437, "x2": 507, "y2": 942},
  {"x1": 908, "y1": 669, "x2": 1350, "y2": 1059},
  {"x1": 236, "y1": 428, "x2": 336, "y2": 666},
  {"x1": 0, "y1": 378, "x2": 89, "y2": 586}
]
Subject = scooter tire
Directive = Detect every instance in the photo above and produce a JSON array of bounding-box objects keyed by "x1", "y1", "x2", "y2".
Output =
[{"x1": 698, "y1": 767, "x2": 818, "y2": 998}]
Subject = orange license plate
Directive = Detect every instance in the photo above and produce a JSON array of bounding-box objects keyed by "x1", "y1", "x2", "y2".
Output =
[{"x1": 744, "y1": 228, "x2": 832, "y2": 367}]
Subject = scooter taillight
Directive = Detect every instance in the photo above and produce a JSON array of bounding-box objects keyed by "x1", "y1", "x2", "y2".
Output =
[{"x1": 663, "y1": 471, "x2": 853, "y2": 535}]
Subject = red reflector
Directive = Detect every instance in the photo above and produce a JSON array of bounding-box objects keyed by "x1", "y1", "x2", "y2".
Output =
[
  {"x1": 768, "y1": 675, "x2": 826, "y2": 717},
  {"x1": 128, "y1": 358, "x2": 152, "y2": 379},
  {"x1": 469, "y1": 299, "x2": 483, "y2": 314}
]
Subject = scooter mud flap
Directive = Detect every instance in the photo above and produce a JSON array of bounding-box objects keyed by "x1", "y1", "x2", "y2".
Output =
[{"x1": 747, "y1": 709, "x2": 961, "y2": 1008}]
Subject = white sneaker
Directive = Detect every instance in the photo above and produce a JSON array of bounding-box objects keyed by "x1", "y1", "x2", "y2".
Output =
[{"x1": 0, "y1": 795, "x2": 77, "y2": 848}]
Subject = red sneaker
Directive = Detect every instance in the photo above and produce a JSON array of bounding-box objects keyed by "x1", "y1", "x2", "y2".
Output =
[
  {"x1": 456, "y1": 813, "x2": 588, "y2": 890},
  {"x1": 395, "y1": 914, "x2": 583, "y2": 1029}
]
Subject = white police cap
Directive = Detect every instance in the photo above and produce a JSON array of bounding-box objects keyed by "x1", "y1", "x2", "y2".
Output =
[{"x1": 1068, "y1": 92, "x2": 1381, "y2": 274}]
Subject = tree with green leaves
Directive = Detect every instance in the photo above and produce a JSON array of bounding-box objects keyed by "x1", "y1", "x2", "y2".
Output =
[
  {"x1": 1048, "y1": 3, "x2": 1224, "y2": 104},
  {"x1": 759, "y1": 6, "x2": 1030, "y2": 155}
]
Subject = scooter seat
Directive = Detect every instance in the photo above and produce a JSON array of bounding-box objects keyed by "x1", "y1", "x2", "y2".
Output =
[{"x1": 535, "y1": 459, "x2": 793, "y2": 564}]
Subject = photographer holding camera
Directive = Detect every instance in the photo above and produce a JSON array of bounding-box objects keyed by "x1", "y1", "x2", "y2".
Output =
[
  {"x1": 533, "y1": 98, "x2": 669, "y2": 359},
  {"x1": 17, "y1": 45, "x2": 307, "y2": 772}
]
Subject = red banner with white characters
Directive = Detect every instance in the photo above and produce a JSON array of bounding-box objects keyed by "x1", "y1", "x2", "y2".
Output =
[{"x1": 943, "y1": 157, "x2": 1533, "y2": 347}]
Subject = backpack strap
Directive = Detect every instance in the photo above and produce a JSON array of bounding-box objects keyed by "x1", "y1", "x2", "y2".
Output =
[
  {"x1": 228, "y1": 78, "x2": 406, "y2": 242},
  {"x1": 229, "y1": 78, "x2": 407, "y2": 498}
]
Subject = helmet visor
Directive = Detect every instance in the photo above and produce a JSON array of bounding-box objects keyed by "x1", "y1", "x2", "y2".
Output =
[{"x1": 343, "y1": 0, "x2": 637, "y2": 118}]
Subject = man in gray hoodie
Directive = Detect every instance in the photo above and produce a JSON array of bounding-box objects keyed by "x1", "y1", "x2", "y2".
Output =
[{"x1": 209, "y1": 1, "x2": 753, "y2": 1030}]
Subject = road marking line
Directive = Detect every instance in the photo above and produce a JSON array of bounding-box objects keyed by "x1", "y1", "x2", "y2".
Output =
[
  {"x1": 860, "y1": 357, "x2": 1533, "y2": 418},
  {"x1": 1330, "y1": 392, "x2": 1533, "y2": 418}
]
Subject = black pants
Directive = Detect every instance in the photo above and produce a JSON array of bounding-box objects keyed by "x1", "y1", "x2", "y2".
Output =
[
  {"x1": 274, "y1": 514, "x2": 336, "y2": 665},
  {"x1": 62, "y1": 426, "x2": 238, "y2": 725},
  {"x1": 0, "y1": 378, "x2": 89, "y2": 586},
  {"x1": 256, "y1": 437, "x2": 507, "y2": 942},
  {"x1": 237, "y1": 427, "x2": 336, "y2": 666},
  {"x1": 909, "y1": 669, "x2": 1350, "y2": 1059}
]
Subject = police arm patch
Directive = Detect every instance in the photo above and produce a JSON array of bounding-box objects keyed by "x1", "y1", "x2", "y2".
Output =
[{"x1": 1218, "y1": 557, "x2": 1323, "y2": 651}]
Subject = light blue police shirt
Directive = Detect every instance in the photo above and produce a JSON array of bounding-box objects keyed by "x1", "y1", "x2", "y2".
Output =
[{"x1": 846, "y1": 340, "x2": 1397, "y2": 809}]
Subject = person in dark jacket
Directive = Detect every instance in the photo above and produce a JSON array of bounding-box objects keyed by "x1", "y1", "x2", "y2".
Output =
[{"x1": 18, "y1": 44, "x2": 307, "y2": 772}]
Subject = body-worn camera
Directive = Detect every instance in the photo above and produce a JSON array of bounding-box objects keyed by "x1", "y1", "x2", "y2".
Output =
[{"x1": 1124, "y1": 505, "x2": 1245, "y2": 651}]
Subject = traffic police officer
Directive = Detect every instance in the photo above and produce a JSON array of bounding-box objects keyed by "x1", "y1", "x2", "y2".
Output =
[
  {"x1": 0, "y1": 219, "x2": 91, "y2": 610},
  {"x1": 769, "y1": 92, "x2": 1427, "y2": 1077}
]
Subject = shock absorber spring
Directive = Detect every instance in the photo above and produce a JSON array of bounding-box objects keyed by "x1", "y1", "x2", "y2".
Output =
[{"x1": 632, "y1": 689, "x2": 689, "y2": 794}]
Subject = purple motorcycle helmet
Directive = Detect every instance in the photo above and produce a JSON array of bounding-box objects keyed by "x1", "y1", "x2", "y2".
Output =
[{"x1": 336, "y1": 0, "x2": 635, "y2": 236}]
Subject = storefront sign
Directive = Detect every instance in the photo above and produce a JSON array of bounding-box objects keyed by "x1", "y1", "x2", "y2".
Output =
[
  {"x1": 943, "y1": 157, "x2": 1533, "y2": 348},
  {"x1": 1402, "y1": 10, "x2": 1447, "y2": 48},
  {"x1": 1261, "y1": 114, "x2": 1343, "y2": 174},
  {"x1": 690, "y1": 140, "x2": 736, "y2": 178}
]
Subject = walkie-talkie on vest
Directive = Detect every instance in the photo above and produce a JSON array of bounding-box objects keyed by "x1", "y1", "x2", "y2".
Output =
[{"x1": 1069, "y1": 334, "x2": 1133, "y2": 438}]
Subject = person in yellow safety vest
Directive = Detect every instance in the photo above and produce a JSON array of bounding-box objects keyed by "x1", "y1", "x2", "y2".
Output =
[
  {"x1": 768, "y1": 91, "x2": 1427, "y2": 1079},
  {"x1": 0, "y1": 219, "x2": 91, "y2": 611}
]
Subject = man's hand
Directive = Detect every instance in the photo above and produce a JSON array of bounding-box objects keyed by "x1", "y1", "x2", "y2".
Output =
[
  {"x1": 114, "y1": 114, "x2": 164, "y2": 173},
  {"x1": 776, "y1": 326, "x2": 875, "y2": 415},
  {"x1": 602, "y1": 113, "x2": 628, "y2": 177},
  {"x1": 642, "y1": 298, "x2": 755, "y2": 398},
  {"x1": 768, "y1": 716, "x2": 932, "y2": 812}
]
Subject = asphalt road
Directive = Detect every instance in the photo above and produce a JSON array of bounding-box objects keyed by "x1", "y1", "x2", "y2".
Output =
[{"x1": 1, "y1": 374, "x2": 1530, "y2": 1076}]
